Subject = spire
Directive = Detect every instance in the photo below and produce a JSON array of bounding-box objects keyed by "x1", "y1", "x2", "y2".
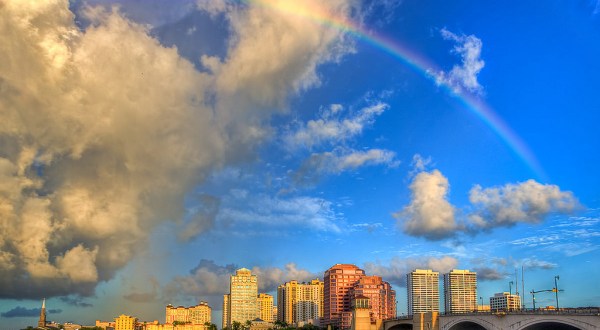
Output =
[{"x1": 38, "y1": 298, "x2": 46, "y2": 328}]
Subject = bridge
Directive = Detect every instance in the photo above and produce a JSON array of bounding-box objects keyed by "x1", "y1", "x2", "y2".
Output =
[{"x1": 384, "y1": 310, "x2": 600, "y2": 330}]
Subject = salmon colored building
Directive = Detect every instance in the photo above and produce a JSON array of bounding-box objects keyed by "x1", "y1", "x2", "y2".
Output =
[
  {"x1": 351, "y1": 276, "x2": 396, "y2": 322},
  {"x1": 323, "y1": 264, "x2": 366, "y2": 330}
]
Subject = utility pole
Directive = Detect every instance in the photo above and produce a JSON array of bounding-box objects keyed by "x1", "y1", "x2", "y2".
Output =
[
  {"x1": 530, "y1": 289, "x2": 552, "y2": 310},
  {"x1": 554, "y1": 275, "x2": 560, "y2": 311}
]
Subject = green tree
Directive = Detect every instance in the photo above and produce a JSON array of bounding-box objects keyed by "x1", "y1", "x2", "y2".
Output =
[{"x1": 232, "y1": 321, "x2": 242, "y2": 330}]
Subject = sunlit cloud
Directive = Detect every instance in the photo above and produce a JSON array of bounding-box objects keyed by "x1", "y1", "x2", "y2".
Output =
[
  {"x1": 430, "y1": 28, "x2": 485, "y2": 94},
  {"x1": 0, "y1": 0, "x2": 357, "y2": 299}
]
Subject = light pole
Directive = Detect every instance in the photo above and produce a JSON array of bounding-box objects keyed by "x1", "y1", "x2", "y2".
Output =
[
  {"x1": 554, "y1": 275, "x2": 560, "y2": 311},
  {"x1": 479, "y1": 296, "x2": 483, "y2": 312}
]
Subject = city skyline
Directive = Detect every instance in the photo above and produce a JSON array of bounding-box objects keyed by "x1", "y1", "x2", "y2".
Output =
[{"x1": 1, "y1": 0, "x2": 600, "y2": 329}]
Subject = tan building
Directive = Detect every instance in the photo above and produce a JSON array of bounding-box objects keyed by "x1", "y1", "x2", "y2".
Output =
[
  {"x1": 115, "y1": 315, "x2": 137, "y2": 330},
  {"x1": 277, "y1": 279, "x2": 323, "y2": 326},
  {"x1": 146, "y1": 324, "x2": 208, "y2": 330},
  {"x1": 443, "y1": 269, "x2": 477, "y2": 313},
  {"x1": 323, "y1": 264, "x2": 366, "y2": 330},
  {"x1": 258, "y1": 293, "x2": 274, "y2": 322},
  {"x1": 490, "y1": 292, "x2": 521, "y2": 312},
  {"x1": 351, "y1": 276, "x2": 396, "y2": 321},
  {"x1": 350, "y1": 296, "x2": 383, "y2": 330},
  {"x1": 223, "y1": 294, "x2": 230, "y2": 329},
  {"x1": 223, "y1": 268, "x2": 259, "y2": 328},
  {"x1": 166, "y1": 302, "x2": 211, "y2": 325},
  {"x1": 407, "y1": 269, "x2": 439, "y2": 315}
]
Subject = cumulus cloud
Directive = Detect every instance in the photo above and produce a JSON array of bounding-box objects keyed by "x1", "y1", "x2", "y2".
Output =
[
  {"x1": 0, "y1": 0, "x2": 356, "y2": 298},
  {"x1": 363, "y1": 256, "x2": 458, "y2": 287},
  {"x1": 431, "y1": 28, "x2": 485, "y2": 94},
  {"x1": 163, "y1": 260, "x2": 316, "y2": 309},
  {"x1": 395, "y1": 170, "x2": 458, "y2": 240},
  {"x1": 252, "y1": 264, "x2": 317, "y2": 293},
  {"x1": 468, "y1": 179, "x2": 579, "y2": 229},
  {"x1": 395, "y1": 167, "x2": 579, "y2": 240}
]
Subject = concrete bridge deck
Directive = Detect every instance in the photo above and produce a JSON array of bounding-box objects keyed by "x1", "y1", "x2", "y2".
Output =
[{"x1": 384, "y1": 310, "x2": 600, "y2": 330}]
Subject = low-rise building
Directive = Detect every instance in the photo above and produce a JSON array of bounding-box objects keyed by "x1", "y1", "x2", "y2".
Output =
[{"x1": 490, "y1": 292, "x2": 521, "y2": 312}]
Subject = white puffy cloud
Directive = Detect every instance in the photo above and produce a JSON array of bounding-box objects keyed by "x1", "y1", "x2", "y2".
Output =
[
  {"x1": 395, "y1": 167, "x2": 579, "y2": 240},
  {"x1": 468, "y1": 179, "x2": 579, "y2": 229},
  {"x1": 363, "y1": 256, "x2": 458, "y2": 287},
  {"x1": 431, "y1": 28, "x2": 485, "y2": 94},
  {"x1": 0, "y1": 0, "x2": 356, "y2": 298},
  {"x1": 395, "y1": 170, "x2": 458, "y2": 240}
]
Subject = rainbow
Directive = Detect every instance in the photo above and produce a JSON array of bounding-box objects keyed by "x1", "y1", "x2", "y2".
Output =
[{"x1": 248, "y1": 0, "x2": 546, "y2": 180}]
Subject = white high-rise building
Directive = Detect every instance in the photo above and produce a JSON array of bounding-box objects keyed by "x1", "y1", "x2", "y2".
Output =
[
  {"x1": 444, "y1": 269, "x2": 478, "y2": 313},
  {"x1": 490, "y1": 292, "x2": 521, "y2": 312},
  {"x1": 407, "y1": 269, "x2": 439, "y2": 315},
  {"x1": 224, "y1": 268, "x2": 259, "y2": 328}
]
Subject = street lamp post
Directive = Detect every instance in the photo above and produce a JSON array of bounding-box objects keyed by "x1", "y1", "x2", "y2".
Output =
[{"x1": 554, "y1": 275, "x2": 560, "y2": 311}]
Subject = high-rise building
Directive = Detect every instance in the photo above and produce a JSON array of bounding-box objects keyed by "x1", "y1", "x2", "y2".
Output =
[
  {"x1": 258, "y1": 293, "x2": 274, "y2": 322},
  {"x1": 166, "y1": 302, "x2": 211, "y2": 324},
  {"x1": 443, "y1": 269, "x2": 477, "y2": 313},
  {"x1": 351, "y1": 276, "x2": 397, "y2": 321},
  {"x1": 223, "y1": 268, "x2": 259, "y2": 328},
  {"x1": 323, "y1": 264, "x2": 366, "y2": 330},
  {"x1": 490, "y1": 292, "x2": 521, "y2": 311},
  {"x1": 407, "y1": 269, "x2": 439, "y2": 315},
  {"x1": 223, "y1": 294, "x2": 230, "y2": 329},
  {"x1": 277, "y1": 279, "x2": 323, "y2": 326},
  {"x1": 115, "y1": 315, "x2": 137, "y2": 330}
]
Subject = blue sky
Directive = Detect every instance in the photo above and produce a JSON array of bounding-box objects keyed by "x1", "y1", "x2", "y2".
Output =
[{"x1": 1, "y1": 0, "x2": 599, "y2": 329}]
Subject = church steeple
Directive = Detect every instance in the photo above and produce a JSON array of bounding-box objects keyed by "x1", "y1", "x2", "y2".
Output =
[{"x1": 37, "y1": 298, "x2": 46, "y2": 328}]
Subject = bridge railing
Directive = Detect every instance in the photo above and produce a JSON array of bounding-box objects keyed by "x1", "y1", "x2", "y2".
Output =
[{"x1": 440, "y1": 307, "x2": 600, "y2": 317}]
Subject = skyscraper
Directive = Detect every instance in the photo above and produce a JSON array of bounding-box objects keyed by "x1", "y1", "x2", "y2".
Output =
[
  {"x1": 277, "y1": 279, "x2": 324, "y2": 326},
  {"x1": 223, "y1": 268, "x2": 259, "y2": 328},
  {"x1": 407, "y1": 269, "x2": 439, "y2": 315},
  {"x1": 351, "y1": 276, "x2": 397, "y2": 321},
  {"x1": 443, "y1": 269, "x2": 477, "y2": 313},
  {"x1": 323, "y1": 264, "x2": 366, "y2": 330}
]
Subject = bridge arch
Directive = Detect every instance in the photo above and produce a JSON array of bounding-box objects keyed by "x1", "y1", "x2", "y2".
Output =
[
  {"x1": 446, "y1": 321, "x2": 489, "y2": 330},
  {"x1": 517, "y1": 319, "x2": 582, "y2": 330},
  {"x1": 387, "y1": 324, "x2": 413, "y2": 330},
  {"x1": 443, "y1": 319, "x2": 490, "y2": 330}
]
